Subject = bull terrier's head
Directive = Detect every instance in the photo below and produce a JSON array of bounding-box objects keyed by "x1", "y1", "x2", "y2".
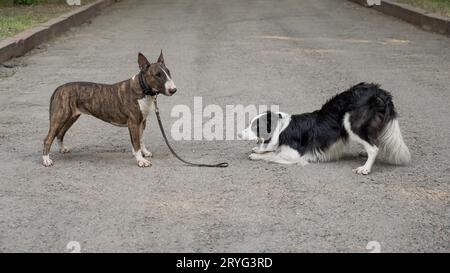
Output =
[{"x1": 138, "y1": 51, "x2": 177, "y2": 96}]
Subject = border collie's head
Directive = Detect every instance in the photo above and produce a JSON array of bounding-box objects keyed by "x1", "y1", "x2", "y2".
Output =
[{"x1": 239, "y1": 111, "x2": 283, "y2": 143}]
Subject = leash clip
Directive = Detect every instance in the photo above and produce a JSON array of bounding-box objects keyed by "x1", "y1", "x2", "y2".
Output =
[{"x1": 154, "y1": 96, "x2": 160, "y2": 114}]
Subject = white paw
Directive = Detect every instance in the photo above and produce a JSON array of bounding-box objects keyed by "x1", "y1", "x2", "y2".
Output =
[
  {"x1": 42, "y1": 155, "x2": 53, "y2": 167},
  {"x1": 141, "y1": 149, "x2": 152, "y2": 157},
  {"x1": 352, "y1": 166, "x2": 371, "y2": 175},
  {"x1": 137, "y1": 158, "x2": 152, "y2": 167},
  {"x1": 249, "y1": 153, "x2": 262, "y2": 161},
  {"x1": 60, "y1": 146, "x2": 70, "y2": 154},
  {"x1": 252, "y1": 147, "x2": 265, "y2": 154}
]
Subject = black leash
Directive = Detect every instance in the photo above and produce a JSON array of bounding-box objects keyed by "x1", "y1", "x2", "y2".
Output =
[{"x1": 153, "y1": 98, "x2": 229, "y2": 168}]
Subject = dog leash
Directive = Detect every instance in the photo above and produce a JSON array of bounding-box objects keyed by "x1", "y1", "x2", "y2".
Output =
[{"x1": 153, "y1": 98, "x2": 229, "y2": 168}]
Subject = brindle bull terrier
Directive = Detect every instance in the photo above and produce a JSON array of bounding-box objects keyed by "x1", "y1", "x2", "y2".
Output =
[{"x1": 42, "y1": 51, "x2": 177, "y2": 167}]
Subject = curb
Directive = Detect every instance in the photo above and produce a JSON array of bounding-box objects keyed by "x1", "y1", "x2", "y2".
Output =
[
  {"x1": 348, "y1": 0, "x2": 450, "y2": 36},
  {"x1": 0, "y1": 0, "x2": 118, "y2": 64}
]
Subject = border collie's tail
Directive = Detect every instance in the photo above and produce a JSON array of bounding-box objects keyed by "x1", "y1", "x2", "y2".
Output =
[{"x1": 378, "y1": 119, "x2": 411, "y2": 165}]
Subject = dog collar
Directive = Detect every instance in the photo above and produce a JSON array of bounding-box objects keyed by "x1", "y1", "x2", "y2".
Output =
[{"x1": 138, "y1": 69, "x2": 158, "y2": 96}]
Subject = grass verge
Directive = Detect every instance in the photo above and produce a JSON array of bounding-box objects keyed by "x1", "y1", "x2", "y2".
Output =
[
  {"x1": 395, "y1": 0, "x2": 450, "y2": 17},
  {"x1": 0, "y1": 0, "x2": 96, "y2": 40}
]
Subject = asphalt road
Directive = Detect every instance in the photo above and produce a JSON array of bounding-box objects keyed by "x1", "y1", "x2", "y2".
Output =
[{"x1": 0, "y1": 0, "x2": 449, "y2": 252}]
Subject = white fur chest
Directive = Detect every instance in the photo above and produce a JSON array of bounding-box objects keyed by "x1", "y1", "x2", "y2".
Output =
[{"x1": 138, "y1": 96, "x2": 155, "y2": 119}]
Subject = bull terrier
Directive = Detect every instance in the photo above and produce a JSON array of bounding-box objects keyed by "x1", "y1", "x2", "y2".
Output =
[{"x1": 42, "y1": 51, "x2": 177, "y2": 167}]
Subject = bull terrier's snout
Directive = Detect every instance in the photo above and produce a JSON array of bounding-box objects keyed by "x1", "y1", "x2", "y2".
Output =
[{"x1": 165, "y1": 79, "x2": 177, "y2": 95}]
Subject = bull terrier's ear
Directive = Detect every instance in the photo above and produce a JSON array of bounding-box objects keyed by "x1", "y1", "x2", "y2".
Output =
[
  {"x1": 157, "y1": 50, "x2": 165, "y2": 65},
  {"x1": 138, "y1": 52, "x2": 150, "y2": 71}
]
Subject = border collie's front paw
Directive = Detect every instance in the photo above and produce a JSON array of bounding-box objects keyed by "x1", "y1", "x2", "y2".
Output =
[
  {"x1": 252, "y1": 147, "x2": 266, "y2": 154},
  {"x1": 352, "y1": 166, "x2": 371, "y2": 175},
  {"x1": 249, "y1": 153, "x2": 263, "y2": 161},
  {"x1": 137, "y1": 158, "x2": 152, "y2": 167}
]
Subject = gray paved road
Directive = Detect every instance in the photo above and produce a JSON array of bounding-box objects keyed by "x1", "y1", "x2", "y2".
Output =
[{"x1": 0, "y1": 0, "x2": 449, "y2": 252}]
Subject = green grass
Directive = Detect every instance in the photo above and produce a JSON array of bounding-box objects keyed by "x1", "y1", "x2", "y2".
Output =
[
  {"x1": 396, "y1": 0, "x2": 450, "y2": 17},
  {"x1": 0, "y1": 0, "x2": 95, "y2": 40}
]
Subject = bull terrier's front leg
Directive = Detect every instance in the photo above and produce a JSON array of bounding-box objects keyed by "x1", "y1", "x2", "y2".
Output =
[
  {"x1": 140, "y1": 120, "x2": 152, "y2": 158},
  {"x1": 129, "y1": 122, "x2": 151, "y2": 167}
]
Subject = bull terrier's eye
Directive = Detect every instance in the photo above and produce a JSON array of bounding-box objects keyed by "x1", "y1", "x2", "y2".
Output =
[{"x1": 156, "y1": 72, "x2": 162, "y2": 78}]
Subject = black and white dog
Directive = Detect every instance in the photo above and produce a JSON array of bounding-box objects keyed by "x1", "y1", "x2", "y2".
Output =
[{"x1": 239, "y1": 83, "x2": 411, "y2": 174}]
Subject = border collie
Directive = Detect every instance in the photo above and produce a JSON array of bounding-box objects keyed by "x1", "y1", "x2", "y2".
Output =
[{"x1": 239, "y1": 83, "x2": 411, "y2": 174}]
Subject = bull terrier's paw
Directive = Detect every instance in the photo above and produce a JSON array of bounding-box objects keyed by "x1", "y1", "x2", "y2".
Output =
[
  {"x1": 137, "y1": 158, "x2": 152, "y2": 167},
  {"x1": 249, "y1": 153, "x2": 263, "y2": 161},
  {"x1": 59, "y1": 146, "x2": 70, "y2": 154},
  {"x1": 141, "y1": 149, "x2": 153, "y2": 157},
  {"x1": 58, "y1": 140, "x2": 70, "y2": 154},
  {"x1": 42, "y1": 155, "x2": 53, "y2": 167},
  {"x1": 352, "y1": 166, "x2": 371, "y2": 175}
]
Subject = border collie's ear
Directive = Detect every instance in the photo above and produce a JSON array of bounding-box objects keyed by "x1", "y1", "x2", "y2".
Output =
[
  {"x1": 157, "y1": 49, "x2": 165, "y2": 65},
  {"x1": 138, "y1": 53, "x2": 150, "y2": 71}
]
